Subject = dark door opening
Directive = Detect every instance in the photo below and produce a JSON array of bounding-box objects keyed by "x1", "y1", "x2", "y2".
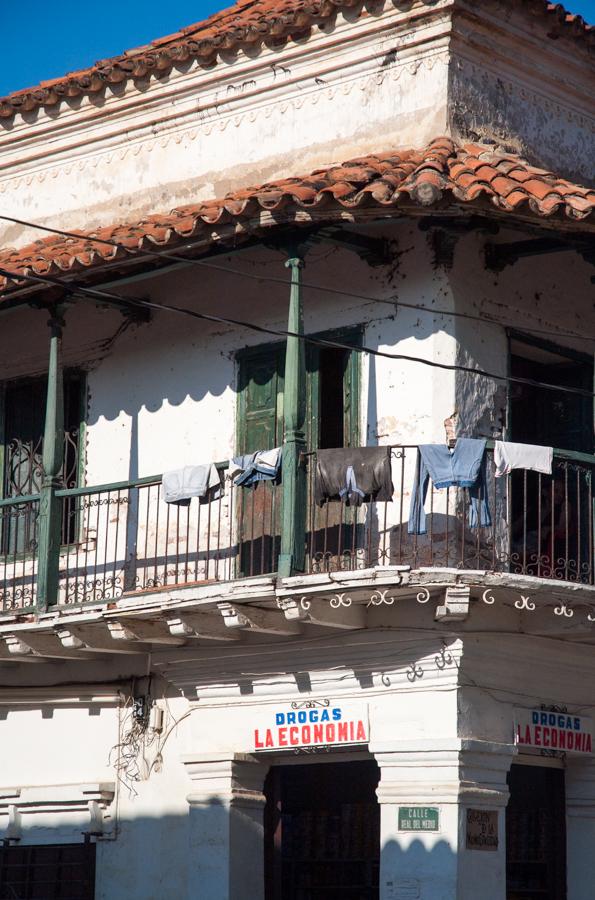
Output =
[
  {"x1": 317, "y1": 347, "x2": 350, "y2": 451},
  {"x1": 508, "y1": 337, "x2": 594, "y2": 580},
  {"x1": 506, "y1": 764, "x2": 566, "y2": 900},
  {"x1": 1, "y1": 371, "x2": 84, "y2": 555},
  {"x1": 264, "y1": 760, "x2": 380, "y2": 900},
  {"x1": 509, "y1": 338, "x2": 593, "y2": 453}
]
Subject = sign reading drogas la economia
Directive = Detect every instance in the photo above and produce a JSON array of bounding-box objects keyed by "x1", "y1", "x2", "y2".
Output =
[
  {"x1": 253, "y1": 702, "x2": 369, "y2": 751},
  {"x1": 514, "y1": 708, "x2": 594, "y2": 755}
]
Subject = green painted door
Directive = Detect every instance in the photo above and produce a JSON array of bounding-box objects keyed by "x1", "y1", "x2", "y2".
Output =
[
  {"x1": 236, "y1": 347, "x2": 284, "y2": 576},
  {"x1": 236, "y1": 329, "x2": 362, "y2": 575}
]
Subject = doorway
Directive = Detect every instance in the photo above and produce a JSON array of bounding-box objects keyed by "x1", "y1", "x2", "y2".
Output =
[
  {"x1": 264, "y1": 759, "x2": 380, "y2": 900},
  {"x1": 508, "y1": 335, "x2": 594, "y2": 580},
  {"x1": 506, "y1": 764, "x2": 566, "y2": 900},
  {"x1": 236, "y1": 329, "x2": 361, "y2": 576},
  {"x1": 509, "y1": 335, "x2": 593, "y2": 453}
]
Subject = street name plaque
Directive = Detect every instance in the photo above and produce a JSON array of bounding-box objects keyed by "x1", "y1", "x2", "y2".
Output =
[{"x1": 398, "y1": 807, "x2": 440, "y2": 832}]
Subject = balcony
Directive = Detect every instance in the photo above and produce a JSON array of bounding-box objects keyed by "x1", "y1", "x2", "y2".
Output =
[{"x1": 0, "y1": 445, "x2": 592, "y2": 615}]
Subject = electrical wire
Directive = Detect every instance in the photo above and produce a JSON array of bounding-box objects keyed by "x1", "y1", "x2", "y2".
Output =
[
  {"x1": 0, "y1": 212, "x2": 593, "y2": 345},
  {"x1": 0, "y1": 262, "x2": 594, "y2": 400}
]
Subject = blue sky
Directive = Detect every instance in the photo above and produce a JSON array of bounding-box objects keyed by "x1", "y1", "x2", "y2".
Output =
[{"x1": 1, "y1": 0, "x2": 594, "y2": 96}]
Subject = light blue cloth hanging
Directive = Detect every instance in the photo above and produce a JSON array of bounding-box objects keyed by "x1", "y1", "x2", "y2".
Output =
[
  {"x1": 229, "y1": 448, "x2": 281, "y2": 487},
  {"x1": 339, "y1": 465, "x2": 366, "y2": 504},
  {"x1": 408, "y1": 438, "x2": 490, "y2": 535},
  {"x1": 162, "y1": 463, "x2": 222, "y2": 505}
]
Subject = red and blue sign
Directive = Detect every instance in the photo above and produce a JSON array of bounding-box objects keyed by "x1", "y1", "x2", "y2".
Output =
[
  {"x1": 514, "y1": 708, "x2": 593, "y2": 755},
  {"x1": 253, "y1": 701, "x2": 369, "y2": 751}
]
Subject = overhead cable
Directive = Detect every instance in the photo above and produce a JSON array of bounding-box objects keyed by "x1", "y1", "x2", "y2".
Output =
[
  {"x1": 0, "y1": 212, "x2": 593, "y2": 345},
  {"x1": 0, "y1": 263, "x2": 594, "y2": 401}
]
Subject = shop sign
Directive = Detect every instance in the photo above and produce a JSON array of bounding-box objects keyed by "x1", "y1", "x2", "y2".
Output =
[
  {"x1": 252, "y1": 701, "x2": 369, "y2": 751},
  {"x1": 398, "y1": 807, "x2": 439, "y2": 832},
  {"x1": 466, "y1": 809, "x2": 498, "y2": 851},
  {"x1": 514, "y1": 707, "x2": 593, "y2": 755}
]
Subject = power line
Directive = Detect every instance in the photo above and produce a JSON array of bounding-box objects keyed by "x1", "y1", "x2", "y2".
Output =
[
  {"x1": 0, "y1": 262, "x2": 594, "y2": 401},
  {"x1": 0, "y1": 212, "x2": 593, "y2": 345}
]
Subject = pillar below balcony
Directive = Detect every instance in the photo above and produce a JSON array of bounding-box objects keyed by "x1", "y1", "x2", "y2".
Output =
[
  {"x1": 566, "y1": 757, "x2": 595, "y2": 900},
  {"x1": 182, "y1": 753, "x2": 269, "y2": 900},
  {"x1": 372, "y1": 739, "x2": 515, "y2": 900}
]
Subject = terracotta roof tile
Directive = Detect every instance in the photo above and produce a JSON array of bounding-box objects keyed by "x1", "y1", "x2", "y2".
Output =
[
  {"x1": 1, "y1": 137, "x2": 594, "y2": 294},
  {"x1": 0, "y1": 0, "x2": 593, "y2": 120}
]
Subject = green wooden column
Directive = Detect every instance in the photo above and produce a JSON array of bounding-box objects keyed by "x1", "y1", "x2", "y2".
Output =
[
  {"x1": 278, "y1": 252, "x2": 307, "y2": 577},
  {"x1": 36, "y1": 311, "x2": 65, "y2": 611}
]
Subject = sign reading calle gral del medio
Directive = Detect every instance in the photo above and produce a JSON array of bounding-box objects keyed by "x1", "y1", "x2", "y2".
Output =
[
  {"x1": 514, "y1": 707, "x2": 594, "y2": 755},
  {"x1": 253, "y1": 701, "x2": 369, "y2": 751}
]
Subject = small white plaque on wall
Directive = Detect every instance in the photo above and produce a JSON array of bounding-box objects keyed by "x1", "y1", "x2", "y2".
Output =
[{"x1": 385, "y1": 878, "x2": 420, "y2": 899}]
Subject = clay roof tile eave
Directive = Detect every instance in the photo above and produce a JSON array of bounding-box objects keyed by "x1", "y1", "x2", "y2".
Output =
[
  {"x1": 0, "y1": 0, "x2": 594, "y2": 119},
  {"x1": 1, "y1": 138, "x2": 594, "y2": 297}
]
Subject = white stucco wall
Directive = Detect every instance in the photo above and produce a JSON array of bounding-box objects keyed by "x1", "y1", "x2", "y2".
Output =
[{"x1": 0, "y1": 0, "x2": 592, "y2": 885}]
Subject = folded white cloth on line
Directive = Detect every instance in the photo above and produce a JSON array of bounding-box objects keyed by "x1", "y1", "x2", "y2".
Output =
[
  {"x1": 494, "y1": 441, "x2": 553, "y2": 477},
  {"x1": 162, "y1": 463, "x2": 221, "y2": 503}
]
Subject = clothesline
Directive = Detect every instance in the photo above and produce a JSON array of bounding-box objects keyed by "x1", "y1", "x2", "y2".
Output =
[
  {"x1": 162, "y1": 447, "x2": 282, "y2": 505},
  {"x1": 160, "y1": 439, "x2": 556, "y2": 534}
]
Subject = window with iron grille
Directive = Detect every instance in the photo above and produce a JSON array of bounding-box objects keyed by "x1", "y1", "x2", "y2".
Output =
[
  {"x1": 0, "y1": 371, "x2": 85, "y2": 553},
  {"x1": 0, "y1": 842, "x2": 96, "y2": 899}
]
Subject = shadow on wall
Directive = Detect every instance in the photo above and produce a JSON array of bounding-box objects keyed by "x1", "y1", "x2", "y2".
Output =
[
  {"x1": 0, "y1": 797, "x2": 459, "y2": 900},
  {"x1": 1, "y1": 804, "x2": 223, "y2": 900},
  {"x1": 381, "y1": 837, "x2": 457, "y2": 900},
  {"x1": 82, "y1": 234, "x2": 454, "y2": 429}
]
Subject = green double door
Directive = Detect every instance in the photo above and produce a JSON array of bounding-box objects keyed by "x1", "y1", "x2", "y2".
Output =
[{"x1": 236, "y1": 331, "x2": 361, "y2": 575}]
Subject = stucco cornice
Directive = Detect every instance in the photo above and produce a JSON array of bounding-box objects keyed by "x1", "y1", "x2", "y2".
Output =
[{"x1": 0, "y1": 0, "x2": 591, "y2": 126}]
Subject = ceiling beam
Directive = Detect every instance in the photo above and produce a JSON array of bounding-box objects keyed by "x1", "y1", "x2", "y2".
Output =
[
  {"x1": 166, "y1": 614, "x2": 241, "y2": 642},
  {"x1": 217, "y1": 602, "x2": 301, "y2": 635},
  {"x1": 278, "y1": 596, "x2": 366, "y2": 629},
  {"x1": 54, "y1": 625, "x2": 152, "y2": 655},
  {"x1": 2, "y1": 632, "x2": 102, "y2": 661},
  {"x1": 106, "y1": 619, "x2": 186, "y2": 646},
  {"x1": 485, "y1": 236, "x2": 594, "y2": 271}
]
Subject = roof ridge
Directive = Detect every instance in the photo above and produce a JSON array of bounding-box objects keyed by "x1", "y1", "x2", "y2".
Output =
[{"x1": 1, "y1": 0, "x2": 593, "y2": 120}]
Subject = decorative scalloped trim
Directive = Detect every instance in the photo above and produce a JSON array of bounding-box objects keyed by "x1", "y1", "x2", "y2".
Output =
[{"x1": 0, "y1": 0, "x2": 592, "y2": 122}]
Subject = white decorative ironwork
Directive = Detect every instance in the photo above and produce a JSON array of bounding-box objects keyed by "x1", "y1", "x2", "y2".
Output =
[
  {"x1": 481, "y1": 589, "x2": 496, "y2": 605},
  {"x1": 554, "y1": 603, "x2": 573, "y2": 618},
  {"x1": 587, "y1": 610, "x2": 595, "y2": 623},
  {"x1": 514, "y1": 595, "x2": 536, "y2": 611},
  {"x1": 330, "y1": 593, "x2": 352, "y2": 608},
  {"x1": 435, "y1": 646, "x2": 454, "y2": 670},
  {"x1": 367, "y1": 589, "x2": 396, "y2": 607},
  {"x1": 406, "y1": 663, "x2": 424, "y2": 682},
  {"x1": 277, "y1": 596, "x2": 311, "y2": 612},
  {"x1": 416, "y1": 587, "x2": 430, "y2": 604}
]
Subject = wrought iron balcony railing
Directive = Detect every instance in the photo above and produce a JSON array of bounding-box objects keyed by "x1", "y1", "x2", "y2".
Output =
[
  {"x1": 307, "y1": 446, "x2": 595, "y2": 583},
  {"x1": 0, "y1": 445, "x2": 593, "y2": 614},
  {"x1": 0, "y1": 464, "x2": 280, "y2": 611}
]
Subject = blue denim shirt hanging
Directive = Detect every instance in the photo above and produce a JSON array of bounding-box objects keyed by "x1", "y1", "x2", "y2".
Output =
[
  {"x1": 408, "y1": 438, "x2": 491, "y2": 535},
  {"x1": 229, "y1": 448, "x2": 281, "y2": 487}
]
